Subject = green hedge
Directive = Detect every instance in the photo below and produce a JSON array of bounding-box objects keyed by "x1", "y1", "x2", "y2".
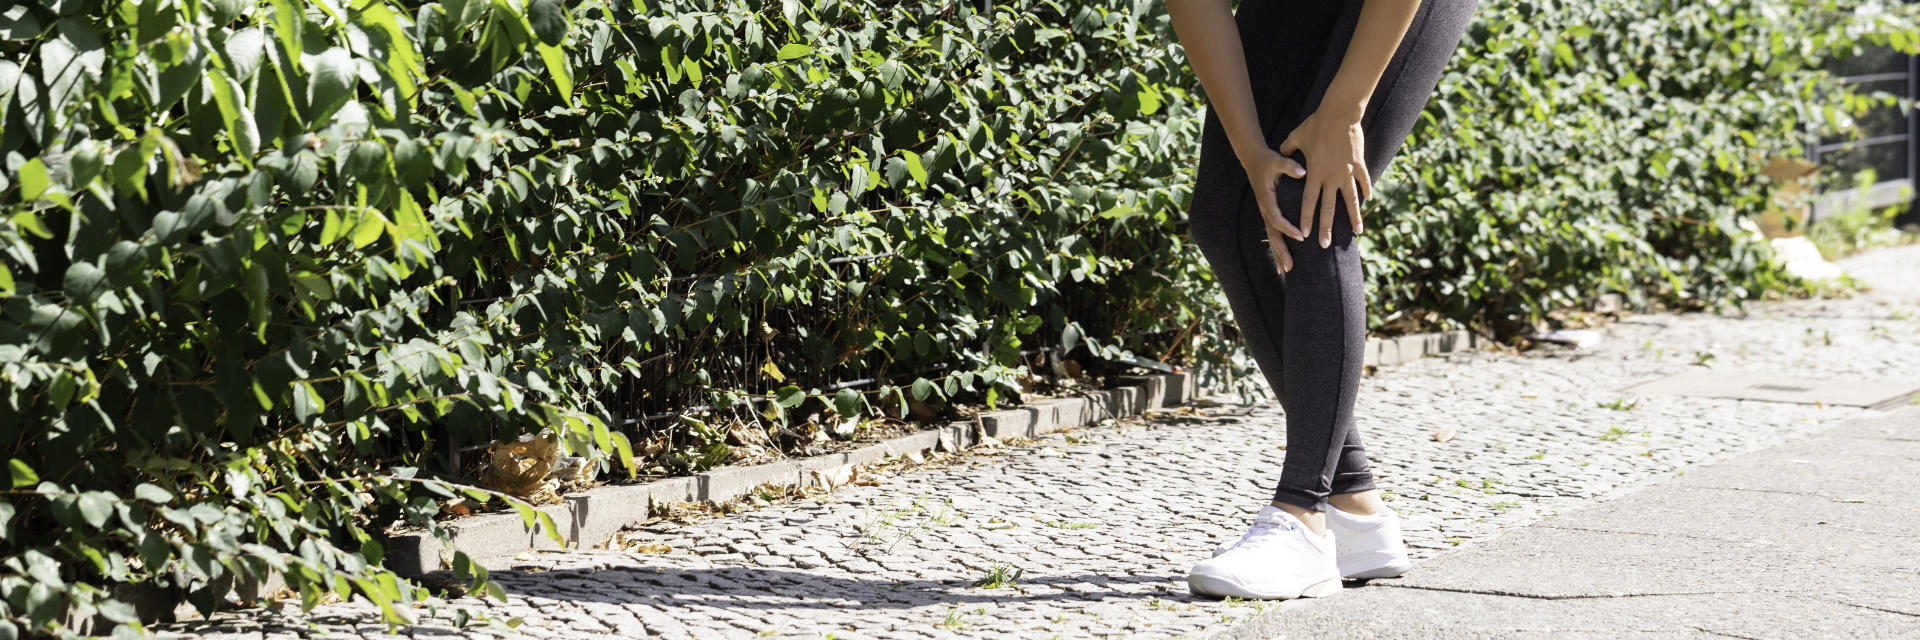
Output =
[
  {"x1": 1367, "y1": 0, "x2": 1917, "y2": 335},
  {"x1": 0, "y1": 0, "x2": 1912, "y2": 635}
]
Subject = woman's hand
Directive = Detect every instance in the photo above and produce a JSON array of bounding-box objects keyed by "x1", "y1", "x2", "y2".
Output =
[
  {"x1": 1239, "y1": 147, "x2": 1309, "y2": 273},
  {"x1": 1278, "y1": 107, "x2": 1372, "y2": 248}
]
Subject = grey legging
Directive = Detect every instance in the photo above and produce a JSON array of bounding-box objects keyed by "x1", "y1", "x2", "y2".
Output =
[{"x1": 1185, "y1": 0, "x2": 1476, "y2": 512}]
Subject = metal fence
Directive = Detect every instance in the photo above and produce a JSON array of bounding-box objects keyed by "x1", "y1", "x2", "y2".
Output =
[{"x1": 1808, "y1": 26, "x2": 1920, "y2": 226}]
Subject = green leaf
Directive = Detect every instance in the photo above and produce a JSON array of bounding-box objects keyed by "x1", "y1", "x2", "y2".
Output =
[
  {"x1": 62, "y1": 261, "x2": 105, "y2": 305},
  {"x1": 353, "y1": 3, "x2": 421, "y2": 105},
  {"x1": 351, "y1": 208, "x2": 388, "y2": 248},
  {"x1": 512, "y1": 500, "x2": 536, "y2": 530},
  {"x1": 284, "y1": 151, "x2": 319, "y2": 195},
  {"x1": 391, "y1": 190, "x2": 436, "y2": 250},
  {"x1": 96, "y1": 599, "x2": 137, "y2": 624},
  {"x1": 292, "y1": 381, "x2": 324, "y2": 421},
  {"x1": 208, "y1": 68, "x2": 259, "y2": 162},
  {"x1": 134, "y1": 483, "x2": 172, "y2": 504},
  {"x1": 69, "y1": 140, "x2": 104, "y2": 188},
  {"x1": 17, "y1": 158, "x2": 48, "y2": 200},
  {"x1": 590, "y1": 415, "x2": 611, "y2": 452},
  {"x1": 833, "y1": 388, "x2": 862, "y2": 417},
  {"x1": 266, "y1": 0, "x2": 303, "y2": 64},
  {"x1": 528, "y1": 0, "x2": 568, "y2": 46},
  {"x1": 775, "y1": 385, "x2": 805, "y2": 408},
  {"x1": 307, "y1": 47, "x2": 356, "y2": 117},
  {"x1": 138, "y1": 533, "x2": 170, "y2": 571},
  {"x1": 246, "y1": 259, "x2": 270, "y2": 341},
  {"x1": 347, "y1": 141, "x2": 387, "y2": 181},
  {"x1": 902, "y1": 150, "x2": 928, "y2": 187},
  {"x1": 777, "y1": 43, "x2": 813, "y2": 60},
  {"x1": 9, "y1": 460, "x2": 38, "y2": 488},
  {"x1": 538, "y1": 43, "x2": 573, "y2": 106},
  {"x1": 11, "y1": 212, "x2": 52, "y2": 238},
  {"x1": 610, "y1": 432, "x2": 636, "y2": 478},
  {"x1": 911, "y1": 378, "x2": 934, "y2": 401},
  {"x1": 1, "y1": 6, "x2": 43, "y2": 41},
  {"x1": 535, "y1": 509, "x2": 563, "y2": 546},
  {"x1": 77, "y1": 491, "x2": 112, "y2": 528}
]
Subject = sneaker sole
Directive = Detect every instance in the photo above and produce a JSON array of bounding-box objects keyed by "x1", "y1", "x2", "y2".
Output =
[
  {"x1": 1214, "y1": 545, "x2": 1413, "y2": 580},
  {"x1": 1187, "y1": 574, "x2": 1343, "y2": 600},
  {"x1": 1340, "y1": 557, "x2": 1411, "y2": 580}
]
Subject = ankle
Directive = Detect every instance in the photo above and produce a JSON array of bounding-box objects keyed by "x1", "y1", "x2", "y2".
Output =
[
  {"x1": 1327, "y1": 490, "x2": 1385, "y2": 516},
  {"x1": 1268, "y1": 500, "x2": 1328, "y2": 536}
]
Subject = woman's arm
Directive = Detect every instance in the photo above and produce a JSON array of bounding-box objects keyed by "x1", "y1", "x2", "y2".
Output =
[
  {"x1": 1165, "y1": 0, "x2": 1308, "y2": 272},
  {"x1": 1280, "y1": 0, "x2": 1423, "y2": 247},
  {"x1": 1319, "y1": 0, "x2": 1423, "y2": 126}
]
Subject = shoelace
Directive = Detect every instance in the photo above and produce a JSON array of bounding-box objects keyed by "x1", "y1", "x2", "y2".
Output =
[{"x1": 1231, "y1": 511, "x2": 1300, "y2": 551}]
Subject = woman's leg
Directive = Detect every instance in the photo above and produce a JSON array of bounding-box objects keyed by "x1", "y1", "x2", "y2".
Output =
[{"x1": 1186, "y1": 0, "x2": 1478, "y2": 518}]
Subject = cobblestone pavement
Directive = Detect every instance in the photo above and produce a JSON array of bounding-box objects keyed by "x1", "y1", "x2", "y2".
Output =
[{"x1": 168, "y1": 245, "x2": 1920, "y2": 639}]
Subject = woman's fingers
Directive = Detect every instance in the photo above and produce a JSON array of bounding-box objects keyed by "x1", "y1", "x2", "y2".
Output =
[
  {"x1": 1282, "y1": 156, "x2": 1307, "y2": 180},
  {"x1": 1356, "y1": 162, "x2": 1373, "y2": 204},
  {"x1": 1343, "y1": 176, "x2": 1363, "y2": 235},
  {"x1": 1264, "y1": 220, "x2": 1294, "y2": 274},
  {"x1": 1298, "y1": 174, "x2": 1322, "y2": 247},
  {"x1": 1316, "y1": 182, "x2": 1337, "y2": 248},
  {"x1": 1252, "y1": 176, "x2": 1306, "y2": 242}
]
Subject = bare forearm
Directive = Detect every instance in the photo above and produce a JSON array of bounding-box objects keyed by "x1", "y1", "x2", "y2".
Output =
[
  {"x1": 1165, "y1": 0, "x2": 1268, "y2": 163},
  {"x1": 1319, "y1": 0, "x2": 1423, "y2": 122}
]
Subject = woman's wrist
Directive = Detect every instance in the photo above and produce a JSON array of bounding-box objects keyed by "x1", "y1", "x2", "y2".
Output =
[
  {"x1": 1314, "y1": 91, "x2": 1369, "y2": 125},
  {"x1": 1230, "y1": 135, "x2": 1273, "y2": 167}
]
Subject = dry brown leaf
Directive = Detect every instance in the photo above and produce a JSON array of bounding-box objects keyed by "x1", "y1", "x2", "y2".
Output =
[{"x1": 479, "y1": 432, "x2": 560, "y2": 497}]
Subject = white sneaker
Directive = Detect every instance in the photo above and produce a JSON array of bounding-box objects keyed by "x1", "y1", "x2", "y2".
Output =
[
  {"x1": 1212, "y1": 504, "x2": 1412, "y2": 579},
  {"x1": 1187, "y1": 506, "x2": 1342, "y2": 599},
  {"x1": 1325, "y1": 504, "x2": 1412, "y2": 579}
]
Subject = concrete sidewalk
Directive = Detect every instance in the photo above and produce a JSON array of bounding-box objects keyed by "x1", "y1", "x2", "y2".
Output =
[{"x1": 1213, "y1": 404, "x2": 1920, "y2": 639}]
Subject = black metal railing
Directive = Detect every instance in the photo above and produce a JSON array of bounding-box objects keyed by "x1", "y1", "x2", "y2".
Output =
[{"x1": 1807, "y1": 14, "x2": 1919, "y2": 227}]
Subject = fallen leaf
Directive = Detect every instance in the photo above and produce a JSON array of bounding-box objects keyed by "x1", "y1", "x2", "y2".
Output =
[
  {"x1": 1431, "y1": 428, "x2": 1456, "y2": 443},
  {"x1": 980, "y1": 518, "x2": 1015, "y2": 530},
  {"x1": 630, "y1": 543, "x2": 672, "y2": 554}
]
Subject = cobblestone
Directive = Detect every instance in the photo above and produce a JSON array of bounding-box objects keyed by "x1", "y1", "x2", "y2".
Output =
[{"x1": 161, "y1": 246, "x2": 1920, "y2": 639}]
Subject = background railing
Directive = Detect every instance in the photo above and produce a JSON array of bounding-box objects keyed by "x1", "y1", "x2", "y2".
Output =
[{"x1": 1809, "y1": 7, "x2": 1920, "y2": 227}]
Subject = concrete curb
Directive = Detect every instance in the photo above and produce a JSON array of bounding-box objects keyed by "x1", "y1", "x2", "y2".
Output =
[
  {"x1": 1362, "y1": 328, "x2": 1484, "y2": 368},
  {"x1": 387, "y1": 328, "x2": 1488, "y2": 576},
  {"x1": 386, "y1": 371, "x2": 1203, "y2": 575}
]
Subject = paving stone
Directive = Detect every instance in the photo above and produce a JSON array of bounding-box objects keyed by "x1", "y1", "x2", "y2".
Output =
[{"x1": 155, "y1": 246, "x2": 1920, "y2": 638}]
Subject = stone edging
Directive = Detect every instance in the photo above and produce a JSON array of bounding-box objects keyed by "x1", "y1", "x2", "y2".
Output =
[
  {"x1": 1362, "y1": 328, "x2": 1484, "y2": 368},
  {"x1": 387, "y1": 326, "x2": 1489, "y2": 577},
  {"x1": 386, "y1": 372, "x2": 1202, "y2": 575}
]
